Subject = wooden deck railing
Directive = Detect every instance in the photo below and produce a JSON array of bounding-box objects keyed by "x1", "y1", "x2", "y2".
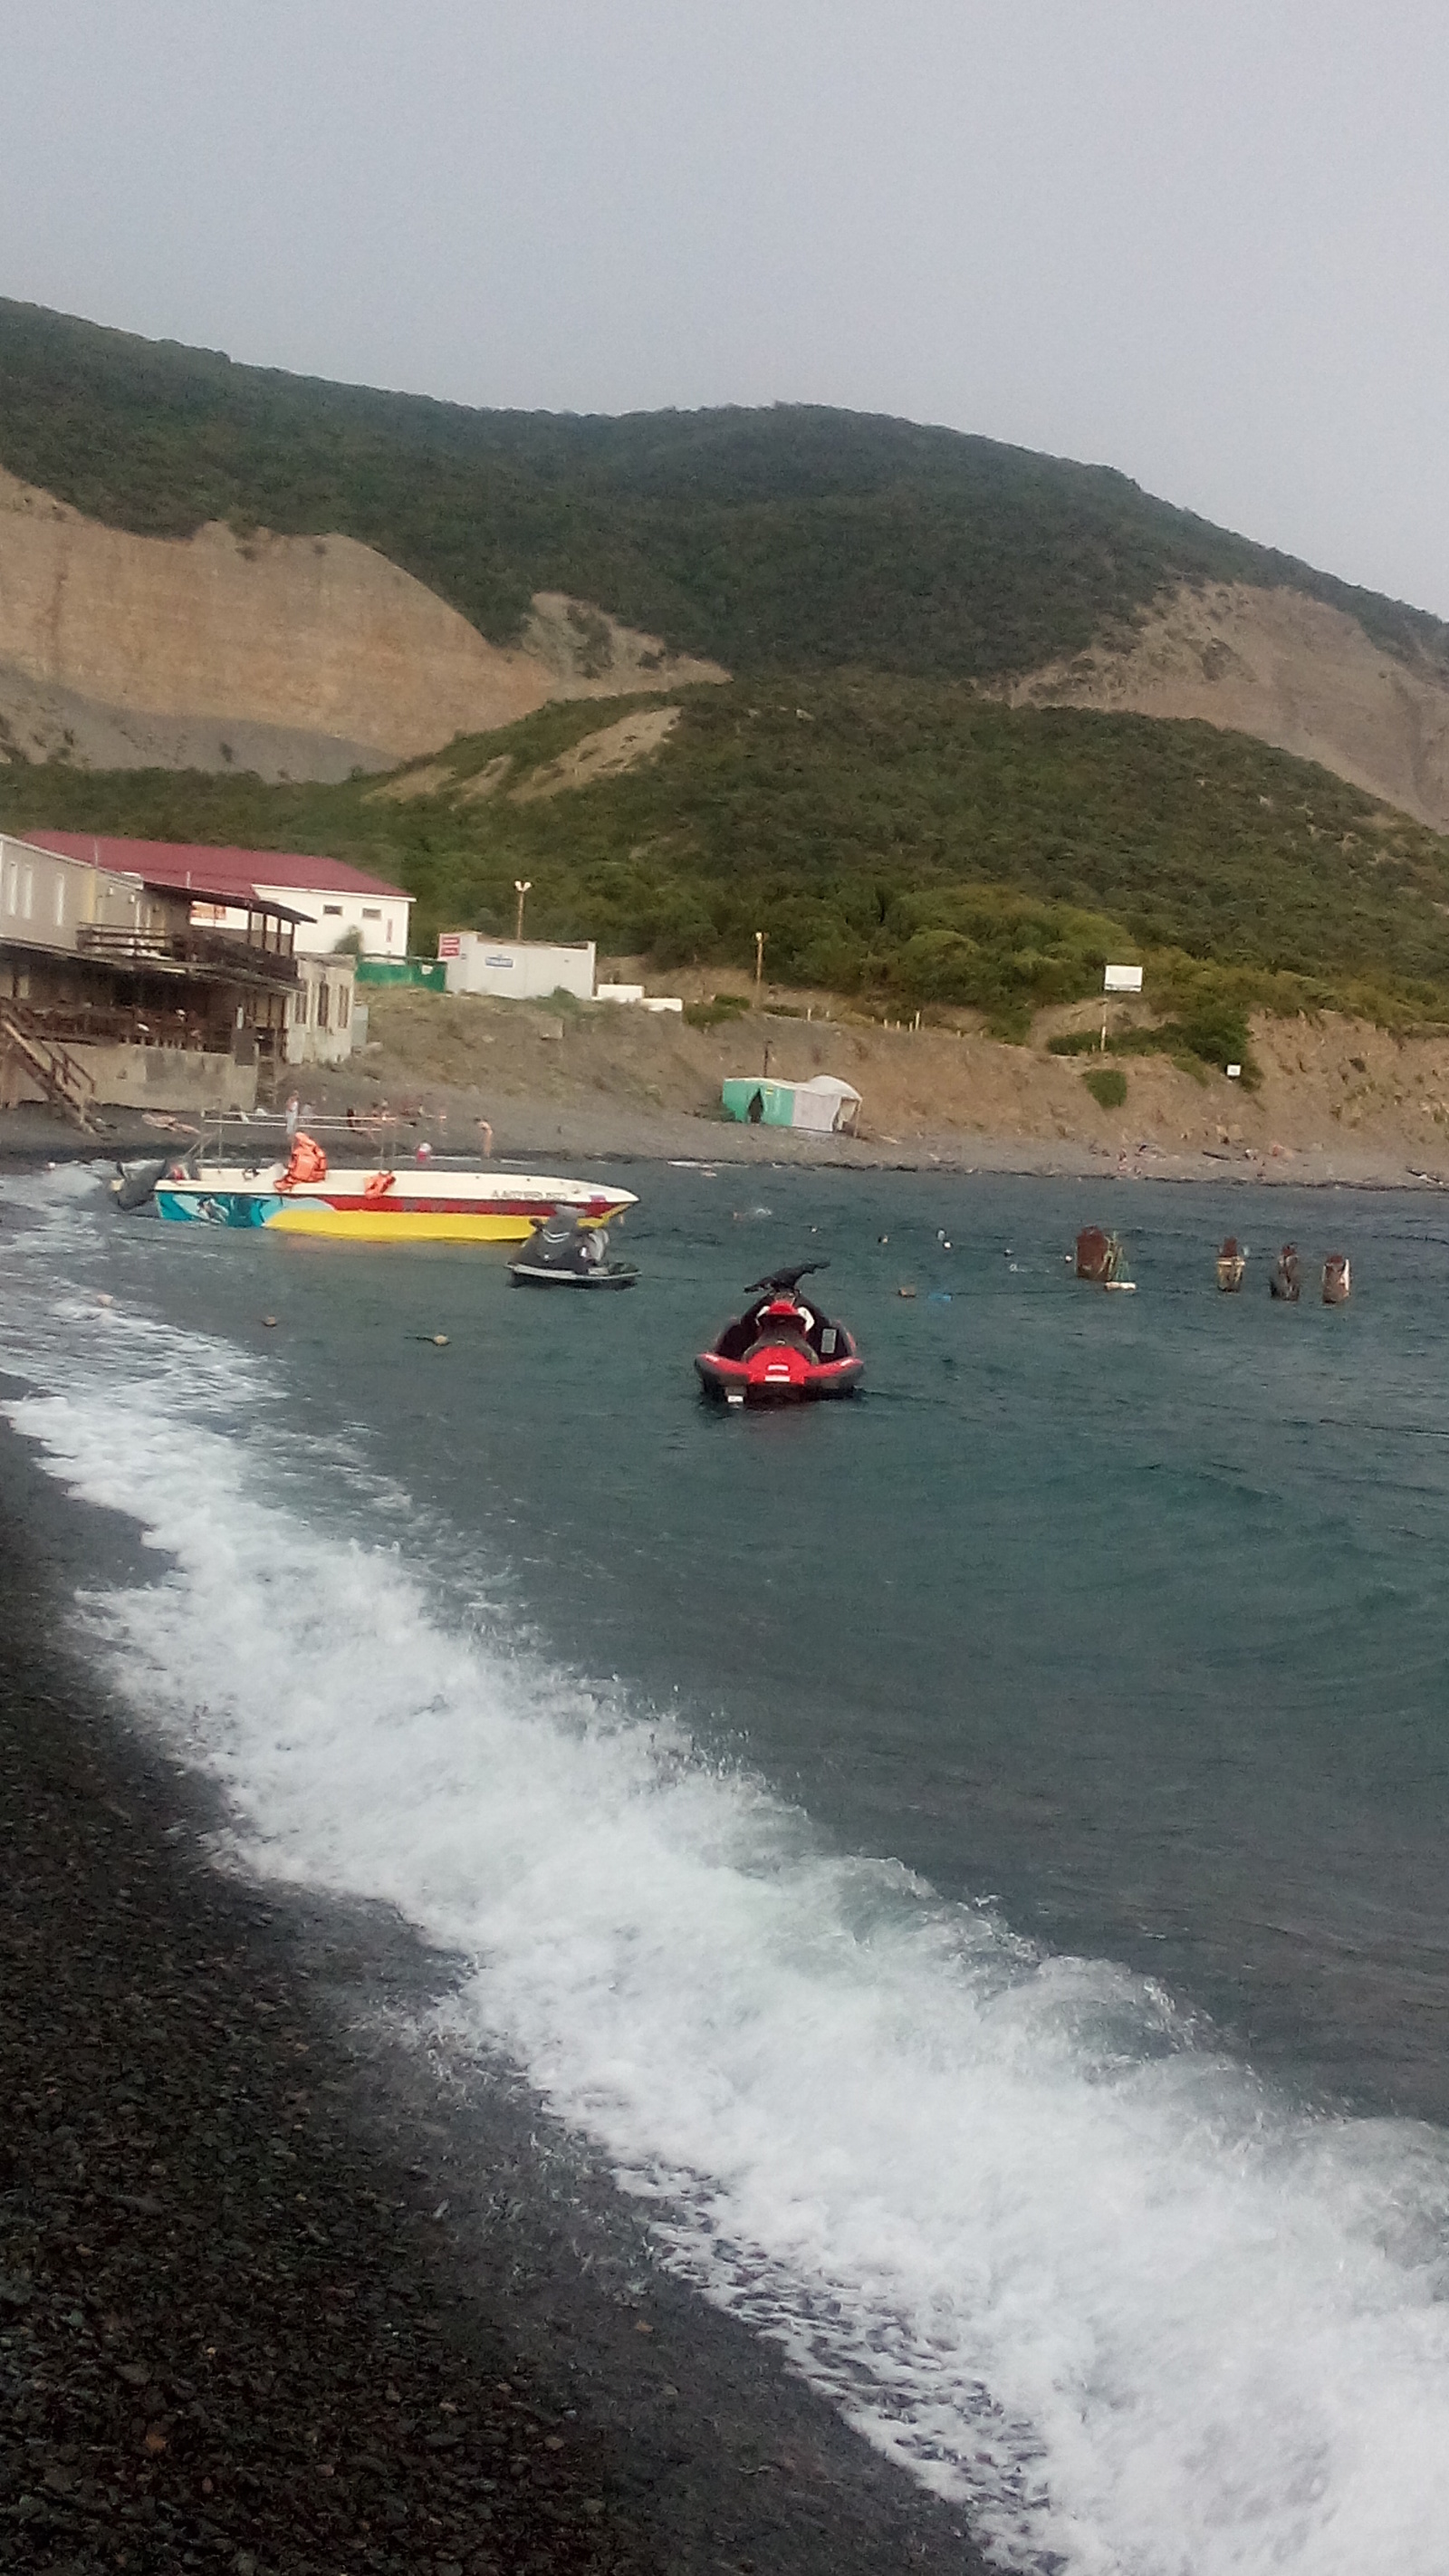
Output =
[{"x1": 76, "y1": 925, "x2": 298, "y2": 986}]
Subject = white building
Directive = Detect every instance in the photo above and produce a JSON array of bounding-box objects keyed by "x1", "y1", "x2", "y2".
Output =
[
  {"x1": 284, "y1": 955, "x2": 357, "y2": 1066},
  {"x1": 260, "y1": 877, "x2": 409, "y2": 960},
  {"x1": 437, "y1": 932, "x2": 596, "y2": 1001}
]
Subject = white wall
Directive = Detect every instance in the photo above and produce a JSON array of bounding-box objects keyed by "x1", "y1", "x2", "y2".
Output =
[
  {"x1": 195, "y1": 885, "x2": 412, "y2": 959},
  {"x1": 284, "y1": 956, "x2": 356, "y2": 1064},
  {"x1": 438, "y1": 934, "x2": 596, "y2": 1001},
  {"x1": 264, "y1": 884, "x2": 411, "y2": 959}
]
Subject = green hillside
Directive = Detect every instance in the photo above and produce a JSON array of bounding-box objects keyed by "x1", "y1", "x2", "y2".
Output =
[
  {"x1": 2, "y1": 298, "x2": 1445, "y2": 680},
  {"x1": 7, "y1": 687, "x2": 1449, "y2": 1058}
]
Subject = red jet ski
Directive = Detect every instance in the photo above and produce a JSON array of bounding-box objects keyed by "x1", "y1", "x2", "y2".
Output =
[{"x1": 696, "y1": 1263, "x2": 863, "y2": 1406}]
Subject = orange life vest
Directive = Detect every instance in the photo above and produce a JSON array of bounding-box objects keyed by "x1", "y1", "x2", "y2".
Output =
[{"x1": 277, "y1": 1133, "x2": 328, "y2": 1191}]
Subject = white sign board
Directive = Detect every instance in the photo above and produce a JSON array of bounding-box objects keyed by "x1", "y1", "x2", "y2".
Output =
[{"x1": 1103, "y1": 963, "x2": 1143, "y2": 994}]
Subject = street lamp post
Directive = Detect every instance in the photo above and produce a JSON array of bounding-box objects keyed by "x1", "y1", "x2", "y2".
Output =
[{"x1": 514, "y1": 879, "x2": 533, "y2": 942}]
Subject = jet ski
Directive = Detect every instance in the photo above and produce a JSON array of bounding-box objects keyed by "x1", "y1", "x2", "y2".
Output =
[
  {"x1": 696, "y1": 1262, "x2": 863, "y2": 1405},
  {"x1": 508, "y1": 1209, "x2": 638, "y2": 1288}
]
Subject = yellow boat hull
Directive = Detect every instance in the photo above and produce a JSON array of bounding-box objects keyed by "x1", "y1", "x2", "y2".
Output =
[{"x1": 264, "y1": 1205, "x2": 603, "y2": 1243}]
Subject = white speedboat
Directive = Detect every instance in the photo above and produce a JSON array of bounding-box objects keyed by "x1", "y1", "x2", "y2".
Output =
[{"x1": 127, "y1": 1124, "x2": 636, "y2": 1243}]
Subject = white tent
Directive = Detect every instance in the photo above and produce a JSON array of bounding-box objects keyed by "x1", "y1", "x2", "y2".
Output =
[{"x1": 789, "y1": 1074, "x2": 862, "y2": 1134}]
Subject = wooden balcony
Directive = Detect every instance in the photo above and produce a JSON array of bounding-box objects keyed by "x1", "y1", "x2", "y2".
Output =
[{"x1": 75, "y1": 924, "x2": 298, "y2": 988}]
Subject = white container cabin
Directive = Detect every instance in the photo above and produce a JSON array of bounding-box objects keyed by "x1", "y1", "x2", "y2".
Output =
[{"x1": 437, "y1": 933, "x2": 596, "y2": 1001}]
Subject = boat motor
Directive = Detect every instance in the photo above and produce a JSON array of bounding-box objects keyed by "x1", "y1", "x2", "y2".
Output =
[{"x1": 110, "y1": 1157, "x2": 170, "y2": 1213}]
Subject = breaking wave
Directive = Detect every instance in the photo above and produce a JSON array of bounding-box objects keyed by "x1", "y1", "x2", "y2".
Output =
[{"x1": 5, "y1": 1167, "x2": 1449, "y2": 2573}]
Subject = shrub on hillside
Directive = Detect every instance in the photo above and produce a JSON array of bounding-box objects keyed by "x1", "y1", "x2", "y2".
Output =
[
  {"x1": 684, "y1": 993, "x2": 750, "y2": 1027},
  {"x1": 1082, "y1": 1065, "x2": 1128, "y2": 1110}
]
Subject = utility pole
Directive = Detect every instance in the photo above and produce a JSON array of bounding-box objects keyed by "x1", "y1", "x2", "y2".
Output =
[
  {"x1": 754, "y1": 928, "x2": 765, "y2": 995},
  {"x1": 514, "y1": 879, "x2": 532, "y2": 942}
]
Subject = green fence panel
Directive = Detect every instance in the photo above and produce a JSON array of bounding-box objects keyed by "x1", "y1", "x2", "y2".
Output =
[{"x1": 354, "y1": 959, "x2": 448, "y2": 992}]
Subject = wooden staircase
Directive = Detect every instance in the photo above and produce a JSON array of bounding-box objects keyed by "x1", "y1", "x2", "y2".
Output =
[{"x1": 0, "y1": 1001, "x2": 100, "y2": 1131}]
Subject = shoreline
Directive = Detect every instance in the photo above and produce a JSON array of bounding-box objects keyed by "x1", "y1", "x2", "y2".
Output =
[
  {"x1": 0, "y1": 1419, "x2": 985, "y2": 2575},
  {"x1": 3, "y1": 1092, "x2": 1445, "y2": 1191},
  {"x1": 13, "y1": 978, "x2": 1449, "y2": 1194}
]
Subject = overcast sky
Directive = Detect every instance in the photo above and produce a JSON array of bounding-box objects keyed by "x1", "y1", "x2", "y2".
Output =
[{"x1": 4, "y1": 1, "x2": 1447, "y2": 614}]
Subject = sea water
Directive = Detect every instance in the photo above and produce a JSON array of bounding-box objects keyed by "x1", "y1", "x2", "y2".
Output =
[{"x1": 5, "y1": 1158, "x2": 1449, "y2": 2572}]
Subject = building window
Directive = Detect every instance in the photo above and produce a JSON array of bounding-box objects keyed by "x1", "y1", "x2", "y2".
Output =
[
  {"x1": 322, "y1": 903, "x2": 342, "y2": 917},
  {"x1": 362, "y1": 907, "x2": 380, "y2": 920},
  {"x1": 22, "y1": 868, "x2": 34, "y2": 919},
  {"x1": 4, "y1": 860, "x2": 17, "y2": 914},
  {"x1": 338, "y1": 984, "x2": 350, "y2": 1027},
  {"x1": 317, "y1": 979, "x2": 331, "y2": 1030},
  {"x1": 54, "y1": 876, "x2": 67, "y2": 927}
]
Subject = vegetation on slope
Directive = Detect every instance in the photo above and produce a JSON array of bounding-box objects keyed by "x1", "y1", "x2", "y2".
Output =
[
  {"x1": 3, "y1": 299, "x2": 1445, "y2": 680},
  {"x1": 8, "y1": 686, "x2": 1449, "y2": 1064}
]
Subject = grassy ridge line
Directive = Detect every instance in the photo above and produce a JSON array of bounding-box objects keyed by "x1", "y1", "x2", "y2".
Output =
[
  {"x1": 8, "y1": 687, "x2": 1449, "y2": 1056},
  {"x1": 3, "y1": 298, "x2": 1448, "y2": 679}
]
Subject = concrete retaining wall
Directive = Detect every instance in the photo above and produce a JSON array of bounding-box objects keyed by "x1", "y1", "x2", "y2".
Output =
[{"x1": 4, "y1": 1045, "x2": 258, "y2": 1113}]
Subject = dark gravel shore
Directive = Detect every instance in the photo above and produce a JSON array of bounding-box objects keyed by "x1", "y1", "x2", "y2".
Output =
[
  {"x1": 5, "y1": 1092, "x2": 1436, "y2": 1188},
  {"x1": 0, "y1": 1430, "x2": 987, "y2": 2576}
]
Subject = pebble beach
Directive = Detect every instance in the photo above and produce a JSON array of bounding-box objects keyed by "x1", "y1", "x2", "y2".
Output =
[{"x1": 1, "y1": 1428, "x2": 984, "y2": 2576}]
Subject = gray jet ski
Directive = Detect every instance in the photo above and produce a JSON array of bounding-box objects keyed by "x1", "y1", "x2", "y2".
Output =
[{"x1": 508, "y1": 1209, "x2": 638, "y2": 1289}]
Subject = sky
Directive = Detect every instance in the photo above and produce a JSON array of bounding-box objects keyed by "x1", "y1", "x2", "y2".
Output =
[{"x1": 3, "y1": 0, "x2": 1448, "y2": 613}]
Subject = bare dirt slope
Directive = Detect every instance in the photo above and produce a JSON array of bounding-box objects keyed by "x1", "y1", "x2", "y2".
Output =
[
  {"x1": 334, "y1": 987, "x2": 1449, "y2": 1186},
  {"x1": 371, "y1": 705, "x2": 684, "y2": 804},
  {"x1": 523, "y1": 596, "x2": 724, "y2": 699},
  {"x1": 0, "y1": 658, "x2": 390, "y2": 783},
  {"x1": 511, "y1": 704, "x2": 682, "y2": 799},
  {"x1": 1000, "y1": 582, "x2": 1449, "y2": 831},
  {"x1": 0, "y1": 466, "x2": 725, "y2": 781}
]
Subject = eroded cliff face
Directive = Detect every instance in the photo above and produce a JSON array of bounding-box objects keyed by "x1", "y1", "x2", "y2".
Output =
[
  {"x1": 7, "y1": 453, "x2": 1448, "y2": 822},
  {"x1": 999, "y1": 582, "x2": 1449, "y2": 831},
  {"x1": 0, "y1": 467, "x2": 725, "y2": 780}
]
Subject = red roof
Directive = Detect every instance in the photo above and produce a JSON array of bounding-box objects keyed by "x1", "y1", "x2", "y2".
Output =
[{"x1": 24, "y1": 832, "x2": 409, "y2": 911}]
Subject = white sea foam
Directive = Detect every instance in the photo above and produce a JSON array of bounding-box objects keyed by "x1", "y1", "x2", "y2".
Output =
[{"x1": 5, "y1": 1174, "x2": 1449, "y2": 2572}]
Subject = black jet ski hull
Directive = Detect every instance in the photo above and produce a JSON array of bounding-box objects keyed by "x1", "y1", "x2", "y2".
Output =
[{"x1": 510, "y1": 1261, "x2": 638, "y2": 1288}]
